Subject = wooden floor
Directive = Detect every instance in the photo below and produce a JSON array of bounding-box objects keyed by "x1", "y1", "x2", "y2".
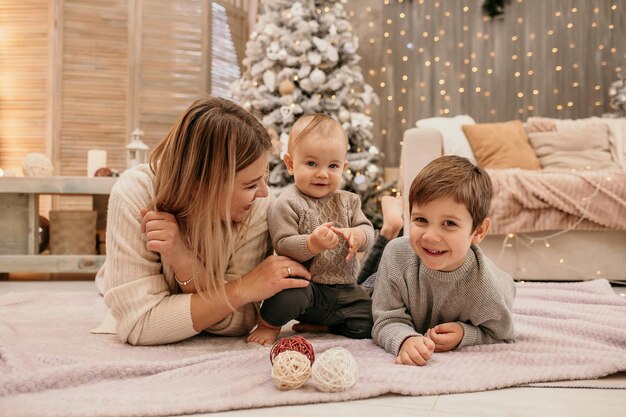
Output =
[{"x1": 2, "y1": 279, "x2": 625, "y2": 417}]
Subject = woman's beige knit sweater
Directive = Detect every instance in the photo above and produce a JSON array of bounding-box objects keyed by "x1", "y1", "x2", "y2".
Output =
[{"x1": 94, "y1": 164, "x2": 272, "y2": 345}]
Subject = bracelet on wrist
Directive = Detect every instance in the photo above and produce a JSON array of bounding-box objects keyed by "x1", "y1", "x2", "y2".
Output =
[{"x1": 174, "y1": 270, "x2": 199, "y2": 286}]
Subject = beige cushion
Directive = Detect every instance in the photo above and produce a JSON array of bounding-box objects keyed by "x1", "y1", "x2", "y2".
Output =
[
  {"x1": 462, "y1": 120, "x2": 541, "y2": 170},
  {"x1": 527, "y1": 116, "x2": 625, "y2": 168},
  {"x1": 528, "y1": 123, "x2": 620, "y2": 171}
]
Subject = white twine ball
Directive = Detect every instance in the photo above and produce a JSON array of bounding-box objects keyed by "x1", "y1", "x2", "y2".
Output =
[
  {"x1": 271, "y1": 351, "x2": 311, "y2": 390},
  {"x1": 311, "y1": 347, "x2": 357, "y2": 392}
]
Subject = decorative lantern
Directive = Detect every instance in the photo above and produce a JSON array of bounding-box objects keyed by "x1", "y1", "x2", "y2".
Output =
[{"x1": 126, "y1": 128, "x2": 149, "y2": 169}]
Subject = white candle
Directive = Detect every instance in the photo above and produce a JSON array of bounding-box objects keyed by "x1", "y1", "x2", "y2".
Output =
[{"x1": 87, "y1": 150, "x2": 107, "y2": 177}]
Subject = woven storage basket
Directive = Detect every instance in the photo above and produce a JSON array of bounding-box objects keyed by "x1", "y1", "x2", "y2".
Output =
[{"x1": 49, "y1": 210, "x2": 97, "y2": 255}]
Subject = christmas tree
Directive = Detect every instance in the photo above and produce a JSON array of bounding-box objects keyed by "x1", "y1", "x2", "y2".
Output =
[{"x1": 231, "y1": 0, "x2": 390, "y2": 227}]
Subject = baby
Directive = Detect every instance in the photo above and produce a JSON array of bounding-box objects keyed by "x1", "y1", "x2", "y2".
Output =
[{"x1": 247, "y1": 114, "x2": 374, "y2": 345}]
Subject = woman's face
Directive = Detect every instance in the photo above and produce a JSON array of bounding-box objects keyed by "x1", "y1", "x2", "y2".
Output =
[{"x1": 230, "y1": 154, "x2": 269, "y2": 223}]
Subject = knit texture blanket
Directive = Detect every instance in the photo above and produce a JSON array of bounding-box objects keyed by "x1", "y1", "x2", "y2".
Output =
[
  {"x1": 1, "y1": 279, "x2": 625, "y2": 417},
  {"x1": 487, "y1": 168, "x2": 626, "y2": 234}
]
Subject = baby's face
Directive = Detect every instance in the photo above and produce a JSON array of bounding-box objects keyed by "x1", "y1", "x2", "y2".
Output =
[
  {"x1": 286, "y1": 134, "x2": 347, "y2": 199},
  {"x1": 409, "y1": 196, "x2": 483, "y2": 272}
]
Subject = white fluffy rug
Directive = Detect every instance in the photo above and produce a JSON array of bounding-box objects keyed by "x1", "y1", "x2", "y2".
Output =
[{"x1": 1, "y1": 279, "x2": 625, "y2": 417}]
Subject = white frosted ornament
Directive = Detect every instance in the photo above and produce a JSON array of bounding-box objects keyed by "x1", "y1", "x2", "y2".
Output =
[
  {"x1": 263, "y1": 70, "x2": 277, "y2": 92},
  {"x1": 271, "y1": 351, "x2": 311, "y2": 390},
  {"x1": 266, "y1": 42, "x2": 281, "y2": 60},
  {"x1": 338, "y1": 109, "x2": 351, "y2": 123},
  {"x1": 309, "y1": 69, "x2": 326, "y2": 86},
  {"x1": 280, "y1": 105, "x2": 294, "y2": 124},
  {"x1": 312, "y1": 347, "x2": 357, "y2": 392},
  {"x1": 299, "y1": 78, "x2": 314, "y2": 92}
]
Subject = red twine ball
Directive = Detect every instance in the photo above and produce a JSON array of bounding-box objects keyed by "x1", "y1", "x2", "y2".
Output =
[{"x1": 270, "y1": 336, "x2": 315, "y2": 365}]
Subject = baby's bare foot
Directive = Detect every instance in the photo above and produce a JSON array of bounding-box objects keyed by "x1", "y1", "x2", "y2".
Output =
[
  {"x1": 292, "y1": 322, "x2": 330, "y2": 334},
  {"x1": 380, "y1": 195, "x2": 404, "y2": 240},
  {"x1": 247, "y1": 323, "x2": 280, "y2": 346}
]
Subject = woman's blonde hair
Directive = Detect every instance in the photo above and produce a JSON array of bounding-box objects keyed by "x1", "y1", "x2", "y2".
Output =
[{"x1": 149, "y1": 97, "x2": 271, "y2": 300}]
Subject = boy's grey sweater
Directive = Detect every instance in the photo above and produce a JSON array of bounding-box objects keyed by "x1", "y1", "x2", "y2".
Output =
[
  {"x1": 268, "y1": 184, "x2": 374, "y2": 285},
  {"x1": 372, "y1": 236, "x2": 516, "y2": 356}
]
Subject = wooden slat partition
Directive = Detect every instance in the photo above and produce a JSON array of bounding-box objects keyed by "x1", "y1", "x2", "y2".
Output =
[
  {"x1": 0, "y1": 0, "x2": 51, "y2": 174},
  {"x1": 1, "y1": 0, "x2": 248, "y2": 191},
  {"x1": 137, "y1": 0, "x2": 205, "y2": 148}
]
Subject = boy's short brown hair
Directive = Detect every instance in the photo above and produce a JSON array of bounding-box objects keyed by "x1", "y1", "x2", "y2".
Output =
[{"x1": 408, "y1": 155, "x2": 493, "y2": 231}]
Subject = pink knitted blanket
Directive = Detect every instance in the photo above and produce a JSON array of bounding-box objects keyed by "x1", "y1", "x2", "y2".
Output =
[
  {"x1": 1, "y1": 280, "x2": 625, "y2": 417},
  {"x1": 487, "y1": 168, "x2": 626, "y2": 234}
]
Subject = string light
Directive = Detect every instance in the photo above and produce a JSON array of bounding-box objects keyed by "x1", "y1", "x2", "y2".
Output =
[{"x1": 359, "y1": 0, "x2": 622, "y2": 161}]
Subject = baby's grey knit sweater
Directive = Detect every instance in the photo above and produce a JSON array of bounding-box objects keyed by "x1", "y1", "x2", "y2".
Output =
[{"x1": 268, "y1": 184, "x2": 374, "y2": 285}]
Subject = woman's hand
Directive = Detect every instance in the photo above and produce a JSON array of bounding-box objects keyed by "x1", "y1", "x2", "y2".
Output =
[
  {"x1": 140, "y1": 208, "x2": 194, "y2": 274},
  {"x1": 237, "y1": 255, "x2": 311, "y2": 304}
]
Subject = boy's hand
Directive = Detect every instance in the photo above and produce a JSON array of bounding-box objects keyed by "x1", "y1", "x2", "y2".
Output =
[
  {"x1": 307, "y1": 222, "x2": 339, "y2": 254},
  {"x1": 395, "y1": 335, "x2": 435, "y2": 366},
  {"x1": 329, "y1": 226, "x2": 361, "y2": 260},
  {"x1": 425, "y1": 322, "x2": 464, "y2": 352}
]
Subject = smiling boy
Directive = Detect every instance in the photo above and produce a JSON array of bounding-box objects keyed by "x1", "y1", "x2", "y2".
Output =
[{"x1": 372, "y1": 155, "x2": 516, "y2": 366}]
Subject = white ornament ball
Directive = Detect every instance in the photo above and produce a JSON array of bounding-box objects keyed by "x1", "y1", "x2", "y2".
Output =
[
  {"x1": 21, "y1": 152, "x2": 53, "y2": 177},
  {"x1": 271, "y1": 351, "x2": 311, "y2": 390},
  {"x1": 311, "y1": 347, "x2": 357, "y2": 393},
  {"x1": 309, "y1": 69, "x2": 326, "y2": 86},
  {"x1": 338, "y1": 108, "x2": 351, "y2": 123}
]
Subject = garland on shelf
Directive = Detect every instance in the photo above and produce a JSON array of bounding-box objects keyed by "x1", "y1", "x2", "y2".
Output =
[{"x1": 482, "y1": 0, "x2": 507, "y2": 18}]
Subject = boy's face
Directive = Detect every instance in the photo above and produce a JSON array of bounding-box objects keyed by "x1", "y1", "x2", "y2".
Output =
[
  {"x1": 283, "y1": 133, "x2": 348, "y2": 199},
  {"x1": 409, "y1": 196, "x2": 489, "y2": 272}
]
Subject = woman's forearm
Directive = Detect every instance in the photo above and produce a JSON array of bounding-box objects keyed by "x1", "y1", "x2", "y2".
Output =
[{"x1": 189, "y1": 279, "x2": 249, "y2": 332}]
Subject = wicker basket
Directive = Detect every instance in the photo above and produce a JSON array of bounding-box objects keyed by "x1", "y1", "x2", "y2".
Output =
[{"x1": 49, "y1": 210, "x2": 97, "y2": 255}]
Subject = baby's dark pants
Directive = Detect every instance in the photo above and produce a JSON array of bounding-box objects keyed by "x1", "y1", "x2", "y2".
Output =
[{"x1": 260, "y1": 282, "x2": 373, "y2": 339}]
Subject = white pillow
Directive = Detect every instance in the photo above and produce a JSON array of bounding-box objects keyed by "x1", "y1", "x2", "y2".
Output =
[{"x1": 416, "y1": 115, "x2": 476, "y2": 163}]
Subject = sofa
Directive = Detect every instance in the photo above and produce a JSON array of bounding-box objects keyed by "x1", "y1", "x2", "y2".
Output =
[{"x1": 400, "y1": 116, "x2": 626, "y2": 282}]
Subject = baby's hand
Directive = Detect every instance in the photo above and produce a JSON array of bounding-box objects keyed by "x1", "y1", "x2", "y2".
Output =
[
  {"x1": 307, "y1": 222, "x2": 338, "y2": 254},
  {"x1": 425, "y1": 322, "x2": 464, "y2": 352},
  {"x1": 330, "y1": 226, "x2": 358, "y2": 260},
  {"x1": 396, "y1": 335, "x2": 435, "y2": 366}
]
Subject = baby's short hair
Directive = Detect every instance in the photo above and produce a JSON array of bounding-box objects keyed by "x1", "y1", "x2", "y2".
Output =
[
  {"x1": 408, "y1": 155, "x2": 493, "y2": 231},
  {"x1": 288, "y1": 113, "x2": 348, "y2": 154}
]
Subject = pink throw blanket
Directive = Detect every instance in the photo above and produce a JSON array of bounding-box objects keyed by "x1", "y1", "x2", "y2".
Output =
[
  {"x1": 487, "y1": 168, "x2": 626, "y2": 234},
  {"x1": 1, "y1": 280, "x2": 625, "y2": 416}
]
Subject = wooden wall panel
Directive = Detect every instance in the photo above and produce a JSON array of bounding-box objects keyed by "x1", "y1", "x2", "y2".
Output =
[
  {"x1": 58, "y1": 0, "x2": 129, "y2": 177},
  {"x1": 0, "y1": 0, "x2": 248, "y2": 184},
  {"x1": 137, "y1": 0, "x2": 205, "y2": 148},
  {"x1": 0, "y1": 0, "x2": 51, "y2": 174}
]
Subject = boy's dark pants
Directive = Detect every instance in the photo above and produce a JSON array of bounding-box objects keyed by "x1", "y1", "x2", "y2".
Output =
[{"x1": 260, "y1": 282, "x2": 373, "y2": 339}]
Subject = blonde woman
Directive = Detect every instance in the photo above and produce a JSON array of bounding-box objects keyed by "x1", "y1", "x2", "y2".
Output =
[{"x1": 94, "y1": 97, "x2": 310, "y2": 346}]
